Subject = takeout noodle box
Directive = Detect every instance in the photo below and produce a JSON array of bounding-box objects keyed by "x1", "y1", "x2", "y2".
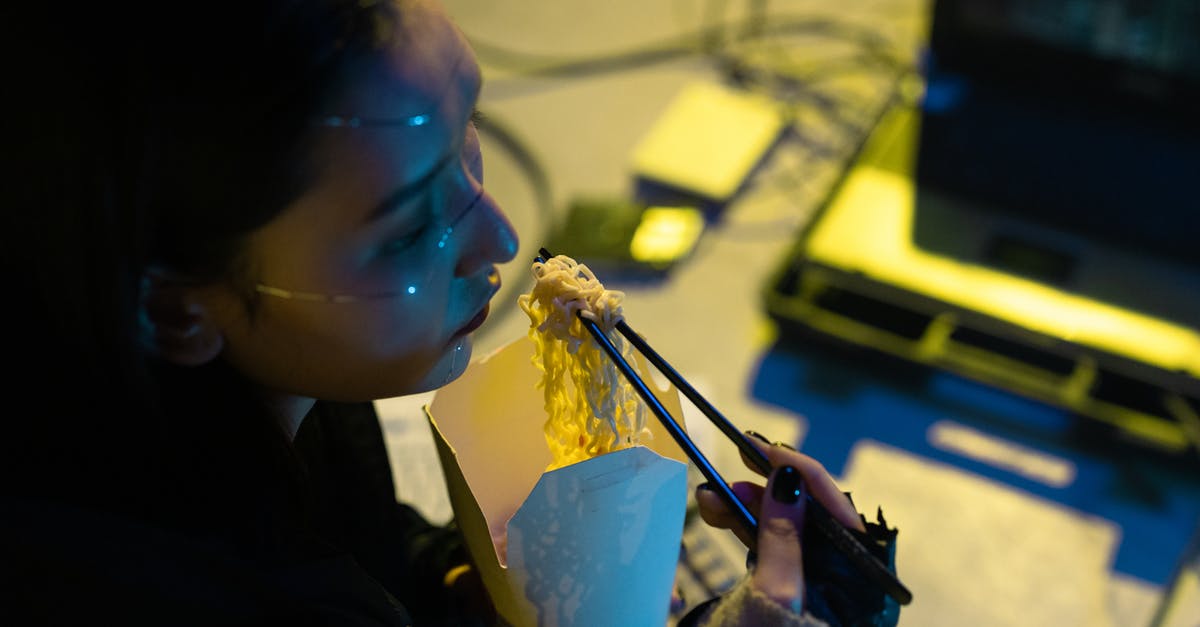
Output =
[{"x1": 426, "y1": 335, "x2": 689, "y2": 627}]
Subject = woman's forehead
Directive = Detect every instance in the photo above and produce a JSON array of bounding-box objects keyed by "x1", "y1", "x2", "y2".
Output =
[
  {"x1": 336, "y1": 0, "x2": 473, "y2": 123},
  {"x1": 287, "y1": 0, "x2": 479, "y2": 235}
]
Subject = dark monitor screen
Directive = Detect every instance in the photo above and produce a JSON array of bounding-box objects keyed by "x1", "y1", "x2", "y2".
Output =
[{"x1": 915, "y1": 0, "x2": 1200, "y2": 268}]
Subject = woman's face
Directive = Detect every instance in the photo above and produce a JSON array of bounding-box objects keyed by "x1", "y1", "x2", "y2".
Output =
[{"x1": 206, "y1": 0, "x2": 518, "y2": 403}]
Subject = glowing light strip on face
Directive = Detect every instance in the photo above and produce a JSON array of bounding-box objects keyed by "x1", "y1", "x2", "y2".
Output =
[
  {"x1": 320, "y1": 113, "x2": 431, "y2": 128},
  {"x1": 259, "y1": 40, "x2": 483, "y2": 304},
  {"x1": 253, "y1": 187, "x2": 486, "y2": 304}
]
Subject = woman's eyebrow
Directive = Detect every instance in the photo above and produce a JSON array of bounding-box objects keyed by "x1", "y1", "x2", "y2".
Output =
[
  {"x1": 361, "y1": 152, "x2": 454, "y2": 225},
  {"x1": 362, "y1": 60, "x2": 483, "y2": 226}
]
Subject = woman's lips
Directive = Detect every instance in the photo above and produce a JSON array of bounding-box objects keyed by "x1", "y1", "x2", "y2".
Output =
[
  {"x1": 455, "y1": 302, "x2": 490, "y2": 337},
  {"x1": 454, "y1": 268, "x2": 501, "y2": 338}
]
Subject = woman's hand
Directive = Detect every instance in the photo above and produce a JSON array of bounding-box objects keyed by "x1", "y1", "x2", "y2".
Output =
[{"x1": 693, "y1": 433, "x2": 864, "y2": 612}]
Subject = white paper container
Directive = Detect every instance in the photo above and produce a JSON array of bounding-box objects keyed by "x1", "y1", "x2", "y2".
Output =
[{"x1": 427, "y1": 335, "x2": 689, "y2": 627}]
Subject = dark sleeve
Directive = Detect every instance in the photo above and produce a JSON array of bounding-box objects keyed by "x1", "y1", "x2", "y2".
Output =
[
  {"x1": 294, "y1": 401, "x2": 488, "y2": 627},
  {"x1": 799, "y1": 500, "x2": 901, "y2": 627}
]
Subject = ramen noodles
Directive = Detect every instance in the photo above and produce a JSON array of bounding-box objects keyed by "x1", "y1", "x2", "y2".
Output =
[{"x1": 517, "y1": 255, "x2": 650, "y2": 470}]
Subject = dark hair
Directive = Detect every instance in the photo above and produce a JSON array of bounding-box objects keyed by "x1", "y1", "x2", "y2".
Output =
[{"x1": 3, "y1": 1, "x2": 400, "y2": 550}]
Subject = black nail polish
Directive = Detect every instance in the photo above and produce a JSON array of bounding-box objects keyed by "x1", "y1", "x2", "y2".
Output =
[
  {"x1": 772, "y1": 465, "x2": 803, "y2": 504},
  {"x1": 745, "y1": 430, "x2": 772, "y2": 445},
  {"x1": 696, "y1": 482, "x2": 713, "y2": 492}
]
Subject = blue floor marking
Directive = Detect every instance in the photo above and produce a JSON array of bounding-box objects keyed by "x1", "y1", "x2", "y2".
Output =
[{"x1": 748, "y1": 340, "x2": 1200, "y2": 586}]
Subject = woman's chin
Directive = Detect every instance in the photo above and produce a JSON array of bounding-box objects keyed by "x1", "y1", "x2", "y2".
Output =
[
  {"x1": 428, "y1": 336, "x2": 473, "y2": 390},
  {"x1": 356, "y1": 337, "x2": 476, "y2": 400}
]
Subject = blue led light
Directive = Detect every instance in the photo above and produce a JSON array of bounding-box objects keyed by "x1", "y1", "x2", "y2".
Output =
[{"x1": 321, "y1": 113, "x2": 430, "y2": 128}]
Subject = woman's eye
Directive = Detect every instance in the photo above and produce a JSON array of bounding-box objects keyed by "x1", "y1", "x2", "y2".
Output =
[{"x1": 378, "y1": 224, "x2": 429, "y2": 256}]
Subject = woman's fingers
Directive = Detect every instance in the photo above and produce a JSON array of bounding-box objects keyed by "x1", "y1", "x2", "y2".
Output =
[
  {"x1": 739, "y1": 431, "x2": 777, "y2": 479},
  {"x1": 692, "y1": 467, "x2": 822, "y2": 613},
  {"x1": 694, "y1": 481, "x2": 762, "y2": 548},
  {"x1": 751, "y1": 465, "x2": 808, "y2": 610},
  {"x1": 740, "y1": 434, "x2": 865, "y2": 533},
  {"x1": 694, "y1": 436, "x2": 874, "y2": 616}
]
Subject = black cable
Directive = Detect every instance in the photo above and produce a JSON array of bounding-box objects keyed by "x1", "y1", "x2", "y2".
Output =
[
  {"x1": 466, "y1": 36, "x2": 696, "y2": 80},
  {"x1": 741, "y1": 0, "x2": 768, "y2": 41},
  {"x1": 470, "y1": 11, "x2": 916, "y2": 147},
  {"x1": 469, "y1": 14, "x2": 911, "y2": 82},
  {"x1": 700, "y1": 0, "x2": 731, "y2": 54},
  {"x1": 465, "y1": 7, "x2": 922, "y2": 285}
]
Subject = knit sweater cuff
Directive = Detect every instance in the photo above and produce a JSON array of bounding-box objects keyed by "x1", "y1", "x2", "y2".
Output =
[{"x1": 693, "y1": 576, "x2": 830, "y2": 627}]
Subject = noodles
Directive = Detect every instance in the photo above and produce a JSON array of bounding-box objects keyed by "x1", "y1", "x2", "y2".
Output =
[{"x1": 517, "y1": 255, "x2": 650, "y2": 470}]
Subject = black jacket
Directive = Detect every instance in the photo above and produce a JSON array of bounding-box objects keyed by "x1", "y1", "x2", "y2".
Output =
[{"x1": 1, "y1": 402, "x2": 482, "y2": 627}]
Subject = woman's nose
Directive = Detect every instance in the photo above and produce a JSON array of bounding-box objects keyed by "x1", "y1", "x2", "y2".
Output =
[{"x1": 455, "y1": 189, "x2": 518, "y2": 277}]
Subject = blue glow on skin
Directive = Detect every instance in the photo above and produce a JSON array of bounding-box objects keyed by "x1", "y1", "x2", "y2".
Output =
[
  {"x1": 443, "y1": 340, "x2": 465, "y2": 385},
  {"x1": 320, "y1": 113, "x2": 430, "y2": 128}
]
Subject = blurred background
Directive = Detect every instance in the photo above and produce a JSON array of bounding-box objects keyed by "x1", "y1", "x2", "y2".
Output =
[{"x1": 376, "y1": 0, "x2": 1200, "y2": 624}]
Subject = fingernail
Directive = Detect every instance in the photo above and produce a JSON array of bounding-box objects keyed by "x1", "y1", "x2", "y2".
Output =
[
  {"x1": 670, "y1": 588, "x2": 686, "y2": 612},
  {"x1": 696, "y1": 482, "x2": 713, "y2": 492},
  {"x1": 773, "y1": 440, "x2": 797, "y2": 452},
  {"x1": 771, "y1": 465, "x2": 804, "y2": 504},
  {"x1": 745, "y1": 430, "x2": 772, "y2": 445}
]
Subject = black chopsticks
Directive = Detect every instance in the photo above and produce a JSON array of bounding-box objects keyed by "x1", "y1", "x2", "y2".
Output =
[{"x1": 534, "y1": 247, "x2": 912, "y2": 606}]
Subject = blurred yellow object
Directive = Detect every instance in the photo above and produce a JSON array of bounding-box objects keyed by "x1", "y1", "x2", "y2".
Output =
[
  {"x1": 808, "y1": 166, "x2": 1200, "y2": 379},
  {"x1": 629, "y1": 206, "x2": 705, "y2": 265},
  {"x1": 765, "y1": 103, "x2": 1200, "y2": 454},
  {"x1": 630, "y1": 81, "x2": 786, "y2": 202}
]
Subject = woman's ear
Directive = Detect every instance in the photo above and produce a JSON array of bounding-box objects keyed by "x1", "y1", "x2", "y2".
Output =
[{"x1": 137, "y1": 267, "x2": 226, "y2": 366}]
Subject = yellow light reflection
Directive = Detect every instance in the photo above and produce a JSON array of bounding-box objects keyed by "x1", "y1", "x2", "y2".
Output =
[
  {"x1": 807, "y1": 166, "x2": 1200, "y2": 376},
  {"x1": 629, "y1": 206, "x2": 705, "y2": 265}
]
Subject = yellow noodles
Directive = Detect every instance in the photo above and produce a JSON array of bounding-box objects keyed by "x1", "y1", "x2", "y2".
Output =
[{"x1": 517, "y1": 255, "x2": 650, "y2": 470}]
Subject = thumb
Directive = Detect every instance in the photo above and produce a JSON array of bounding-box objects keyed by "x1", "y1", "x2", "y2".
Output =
[{"x1": 750, "y1": 465, "x2": 808, "y2": 613}]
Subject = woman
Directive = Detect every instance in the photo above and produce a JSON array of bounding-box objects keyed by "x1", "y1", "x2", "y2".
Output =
[{"x1": 2, "y1": 1, "x2": 894, "y2": 624}]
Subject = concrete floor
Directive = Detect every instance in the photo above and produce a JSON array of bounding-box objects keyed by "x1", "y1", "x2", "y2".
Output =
[{"x1": 378, "y1": 1, "x2": 1200, "y2": 624}]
